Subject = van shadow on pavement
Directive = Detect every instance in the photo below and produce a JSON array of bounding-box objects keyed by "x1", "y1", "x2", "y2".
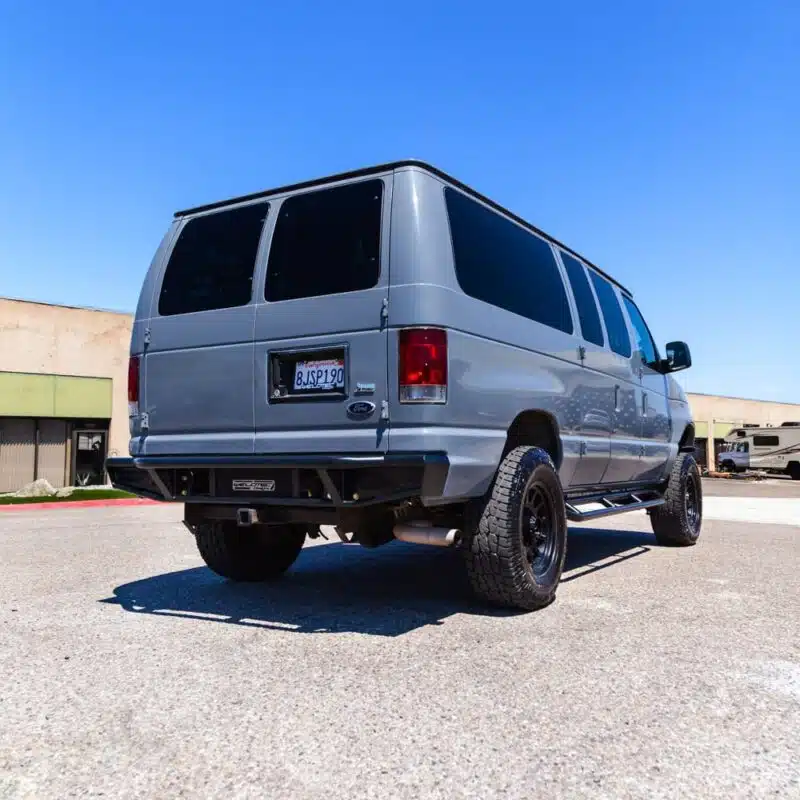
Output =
[{"x1": 100, "y1": 528, "x2": 654, "y2": 637}]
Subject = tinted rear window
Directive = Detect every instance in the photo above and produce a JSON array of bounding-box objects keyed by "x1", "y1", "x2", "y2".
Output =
[
  {"x1": 589, "y1": 272, "x2": 631, "y2": 357},
  {"x1": 561, "y1": 252, "x2": 604, "y2": 347},
  {"x1": 265, "y1": 180, "x2": 383, "y2": 302},
  {"x1": 445, "y1": 188, "x2": 573, "y2": 334},
  {"x1": 158, "y1": 202, "x2": 268, "y2": 316}
]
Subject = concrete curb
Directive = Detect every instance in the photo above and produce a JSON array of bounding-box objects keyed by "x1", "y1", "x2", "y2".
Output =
[{"x1": 0, "y1": 498, "x2": 158, "y2": 512}]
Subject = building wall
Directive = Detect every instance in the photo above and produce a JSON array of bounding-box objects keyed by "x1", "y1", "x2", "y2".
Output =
[
  {"x1": 687, "y1": 393, "x2": 800, "y2": 469},
  {"x1": 0, "y1": 298, "x2": 133, "y2": 460}
]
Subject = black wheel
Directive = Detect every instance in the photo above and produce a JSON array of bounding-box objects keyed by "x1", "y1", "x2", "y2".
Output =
[
  {"x1": 462, "y1": 446, "x2": 568, "y2": 611},
  {"x1": 650, "y1": 453, "x2": 702, "y2": 546},
  {"x1": 721, "y1": 460, "x2": 735, "y2": 473},
  {"x1": 193, "y1": 520, "x2": 306, "y2": 581},
  {"x1": 788, "y1": 462, "x2": 800, "y2": 481}
]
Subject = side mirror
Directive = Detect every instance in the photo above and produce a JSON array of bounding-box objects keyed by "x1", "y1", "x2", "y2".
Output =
[{"x1": 662, "y1": 341, "x2": 692, "y2": 373}]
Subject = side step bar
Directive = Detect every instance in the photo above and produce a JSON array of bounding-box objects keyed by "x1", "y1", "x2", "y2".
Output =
[{"x1": 565, "y1": 489, "x2": 665, "y2": 522}]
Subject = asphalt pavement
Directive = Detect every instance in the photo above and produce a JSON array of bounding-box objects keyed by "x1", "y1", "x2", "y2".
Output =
[{"x1": 1, "y1": 500, "x2": 798, "y2": 799}]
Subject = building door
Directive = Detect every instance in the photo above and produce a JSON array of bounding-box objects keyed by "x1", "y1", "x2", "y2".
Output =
[
  {"x1": 0, "y1": 418, "x2": 36, "y2": 493},
  {"x1": 72, "y1": 430, "x2": 108, "y2": 486},
  {"x1": 38, "y1": 419, "x2": 68, "y2": 488}
]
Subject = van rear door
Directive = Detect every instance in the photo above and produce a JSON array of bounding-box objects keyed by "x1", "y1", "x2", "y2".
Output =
[
  {"x1": 141, "y1": 201, "x2": 269, "y2": 455},
  {"x1": 253, "y1": 175, "x2": 392, "y2": 455}
]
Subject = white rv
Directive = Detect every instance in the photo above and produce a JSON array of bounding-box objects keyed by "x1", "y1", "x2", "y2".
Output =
[{"x1": 718, "y1": 423, "x2": 800, "y2": 479}]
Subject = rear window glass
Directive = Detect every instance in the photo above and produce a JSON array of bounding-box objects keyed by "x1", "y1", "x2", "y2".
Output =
[
  {"x1": 589, "y1": 272, "x2": 631, "y2": 357},
  {"x1": 158, "y1": 202, "x2": 268, "y2": 316},
  {"x1": 445, "y1": 188, "x2": 573, "y2": 334},
  {"x1": 561, "y1": 252, "x2": 604, "y2": 347},
  {"x1": 265, "y1": 180, "x2": 383, "y2": 302}
]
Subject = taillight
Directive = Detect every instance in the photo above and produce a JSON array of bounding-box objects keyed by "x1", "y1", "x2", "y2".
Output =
[
  {"x1": 399, "y1": 328, "x2": 447, "y2": 403},
  {"x1": 128, "y1": 356, "x2": 140, "y2": 416}
]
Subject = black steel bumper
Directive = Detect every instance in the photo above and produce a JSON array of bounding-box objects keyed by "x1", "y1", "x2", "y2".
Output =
[{"x1": 106, "y1": 452, "x2": 449, "y2": 509}]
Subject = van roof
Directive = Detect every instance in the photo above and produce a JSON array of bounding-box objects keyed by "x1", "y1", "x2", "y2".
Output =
[{"x1": 174, "y1": 159, "x2": 631, "y2": 296}]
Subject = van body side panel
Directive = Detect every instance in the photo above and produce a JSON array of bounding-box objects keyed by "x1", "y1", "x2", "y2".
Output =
[
  {"x1": 252, "y1": 173, "x2": 393, "y2": 455},
  {"x1": 129, "y1": 222, "x2": 180, "y2": 456},
  {"x1": 138, "y1": 203, "x2": 270, "y2": 456},
  {"x1": 387, "y1": 169, "x2": 585, "y2": 498},
  {"x1": 638, "y1": 369, "x2": 672, "y2": 482}
]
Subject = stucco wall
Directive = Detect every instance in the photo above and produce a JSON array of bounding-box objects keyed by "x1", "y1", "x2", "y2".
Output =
[
  {"x1": 688, "y1": 393, "x2": 800, "y2": 437},
  {"x1": 0, "y1": 298, "x2": 133, "y2": 458}
]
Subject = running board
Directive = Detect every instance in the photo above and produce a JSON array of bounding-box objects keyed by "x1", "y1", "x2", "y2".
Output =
[{"x1": 565, "y1": 489, "x2": 665, "y2": 522}]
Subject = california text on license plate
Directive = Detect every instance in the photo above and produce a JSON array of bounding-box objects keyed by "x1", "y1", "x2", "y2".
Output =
[{"x1": 293, "y1": 359, "x2": 345, "y2": 391}]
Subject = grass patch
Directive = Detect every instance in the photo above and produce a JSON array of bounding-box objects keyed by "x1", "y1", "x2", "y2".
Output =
[{"x1": 0, "y1": 489, "x2": 137, "y2": 506}]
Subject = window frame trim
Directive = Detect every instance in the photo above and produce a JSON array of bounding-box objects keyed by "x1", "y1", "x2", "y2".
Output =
[
  {"x1": 621, "y1": 294, "x2": 661, "y2": 367},
  {"x1": 557, "y1": 249, "x2": 607, "y2": 348},
  {"x1": 262, "y1": 177, "x2": 386, "y2": 304},
  {"x1": 443, "y1": 185, "x2": 576, "y2": 336},
  {"x1": 155, "y1": 200, "x2": 271, "y2": 318},
  {"x1": 587, "y1": 268, "x2": 633, "y2": 359}
]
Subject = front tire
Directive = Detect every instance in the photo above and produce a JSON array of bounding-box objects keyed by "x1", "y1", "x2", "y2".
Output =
[
  {"x1": 194, "y1": 521, "x2": 306, "y2": 581},
  {"x1": 650, "y1": 453, "x2": 702, "y2": 546},
  {"x1": 463, "y1": 446, "x2": 568, "y2": 611}
]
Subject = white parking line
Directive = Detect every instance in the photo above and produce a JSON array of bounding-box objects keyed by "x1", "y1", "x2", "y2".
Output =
[{"x1": 634, "y1": 497, "x2": 800, "y2": 527}]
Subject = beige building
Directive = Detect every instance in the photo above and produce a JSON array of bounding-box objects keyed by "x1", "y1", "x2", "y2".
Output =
[
  {"x1": 1, "y1": 297, "x2": 799, "y2": 491},
  {"x1": 0, "y1": 298, "x2": 132, "y2": 492},
  {"x1": 687, "y1": 392, "x2": 800, "y2": 470}
]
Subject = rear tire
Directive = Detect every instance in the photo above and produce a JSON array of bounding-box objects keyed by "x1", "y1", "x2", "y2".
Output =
[
  {"x1": 194, "y1": 521, "x2": 306, "y2": 581},
  {"x1": 788, "y1": 462, "x2": 800, "y2": 481},
  {"x1": 650, "y1": 453, "x2": 702, "y2": 546},
  {"x1": 462, "y1": 446, "x2": 568, "y2": 611}
]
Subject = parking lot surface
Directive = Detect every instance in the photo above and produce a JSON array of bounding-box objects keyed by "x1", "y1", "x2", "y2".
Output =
[{"x1": 1, "y1": 498, "x2": 798, "y2": 799}]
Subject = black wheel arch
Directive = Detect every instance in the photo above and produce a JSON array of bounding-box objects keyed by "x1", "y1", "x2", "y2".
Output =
[{"x1": 503, "y1": 410, "x2": 562, "y2": 469}]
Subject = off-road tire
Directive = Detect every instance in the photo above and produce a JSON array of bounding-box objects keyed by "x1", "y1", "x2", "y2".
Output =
[
  {"x1": 650, "y1": 453, "x2": 702, "y2": 546},
  {"x1": 194, "y1": 521, "x2": 306, "y2": 581},
  {"x1": 462, "y1": 446, "x2": 568, "y2": 611},
  {"x1": 788, "y1": 462, "x2": 800, "y2": 481}
]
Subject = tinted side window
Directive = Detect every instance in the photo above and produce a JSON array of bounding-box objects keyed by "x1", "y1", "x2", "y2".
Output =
[
  {"x1": 445, "y1": 188, "x2": 573, "y2": 334},
  {"x1": 266, "y1": 180, "x2": 382, "y2": 302},
  {"x1": 158, "y1": 202, "x2": 268, "y2": 316},
  {"x1": 622, "y1": 296, "x2": 659, "y2": 364},
  {"x1": 589, "y1": 272, "x2": 631, "y2": 357},
  {"x1": 753, "y1": 435, "x2": 779, "y2": 447},
  {"x1": 560, "y1": 252, "x2": 604, "y2": 346}
]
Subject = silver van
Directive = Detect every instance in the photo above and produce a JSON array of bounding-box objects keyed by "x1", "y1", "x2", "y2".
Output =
[{"x1": 108, "y1": 160, "x2": 701, "y2": 611}]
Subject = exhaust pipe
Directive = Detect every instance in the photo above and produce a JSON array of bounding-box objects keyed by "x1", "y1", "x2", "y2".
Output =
[{"x1": 393, "y1": 523, "x2": 461, "y2": 547}]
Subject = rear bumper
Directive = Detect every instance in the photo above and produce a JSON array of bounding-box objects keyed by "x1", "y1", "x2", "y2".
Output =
[{"x1": 106, "y1": 452, "x2": 450, "y2": 509}]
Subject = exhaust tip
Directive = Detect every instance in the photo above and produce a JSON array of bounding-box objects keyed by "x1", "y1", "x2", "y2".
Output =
[{"x1": 393, "y1": 523, "x2": 462, "y2": 547}]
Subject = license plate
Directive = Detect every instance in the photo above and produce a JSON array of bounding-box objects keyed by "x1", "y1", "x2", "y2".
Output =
[{"x1": 293, "y1": 359, "x2": 345, "y2": 392}]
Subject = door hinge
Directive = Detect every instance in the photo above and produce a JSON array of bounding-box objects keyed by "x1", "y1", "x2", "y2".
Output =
[
  {"x1": 140, "y1": 412, "x2": 150, "y2": 430},
  {"x1": 380, "y1": 298, "x2": 389, "y2": 325},
  {"x1": 143, "y1": 328, "x2": 151, "y2": 347},
  {"x1": 579, "y1": 440, "x2": 587, "y2": 456},
  {"x1": 380, "y1": 400, "x2": 389, "y2": 421},
  {"x1": 578, "y1": 345, "x2": 586, "y2": 362}
]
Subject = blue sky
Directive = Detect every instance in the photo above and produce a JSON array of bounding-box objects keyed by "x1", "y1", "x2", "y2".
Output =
[{"x1": 0, "y1": 1, "x2": 797, "y2": 402}]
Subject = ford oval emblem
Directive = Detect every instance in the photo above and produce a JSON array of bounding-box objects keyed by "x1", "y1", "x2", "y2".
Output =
[{"x1": 347, "y1": 400, "x2": 375, "y2": 418}]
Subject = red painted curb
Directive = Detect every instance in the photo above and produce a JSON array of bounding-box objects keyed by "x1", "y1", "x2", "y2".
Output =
[{"x1": 0, "y1": 498, "x2": 158, "y2": 512}]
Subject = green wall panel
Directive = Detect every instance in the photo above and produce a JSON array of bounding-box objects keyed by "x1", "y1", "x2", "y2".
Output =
[
  {"x1": 0, "y1": 372, "x2": 111, "y2": 419},
  {"x1": 54, "y1": 375, "x2": 112, "y2": 418},
  {"x1": 694, "y1": 421, "x2": 708, "y2": 438}
]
